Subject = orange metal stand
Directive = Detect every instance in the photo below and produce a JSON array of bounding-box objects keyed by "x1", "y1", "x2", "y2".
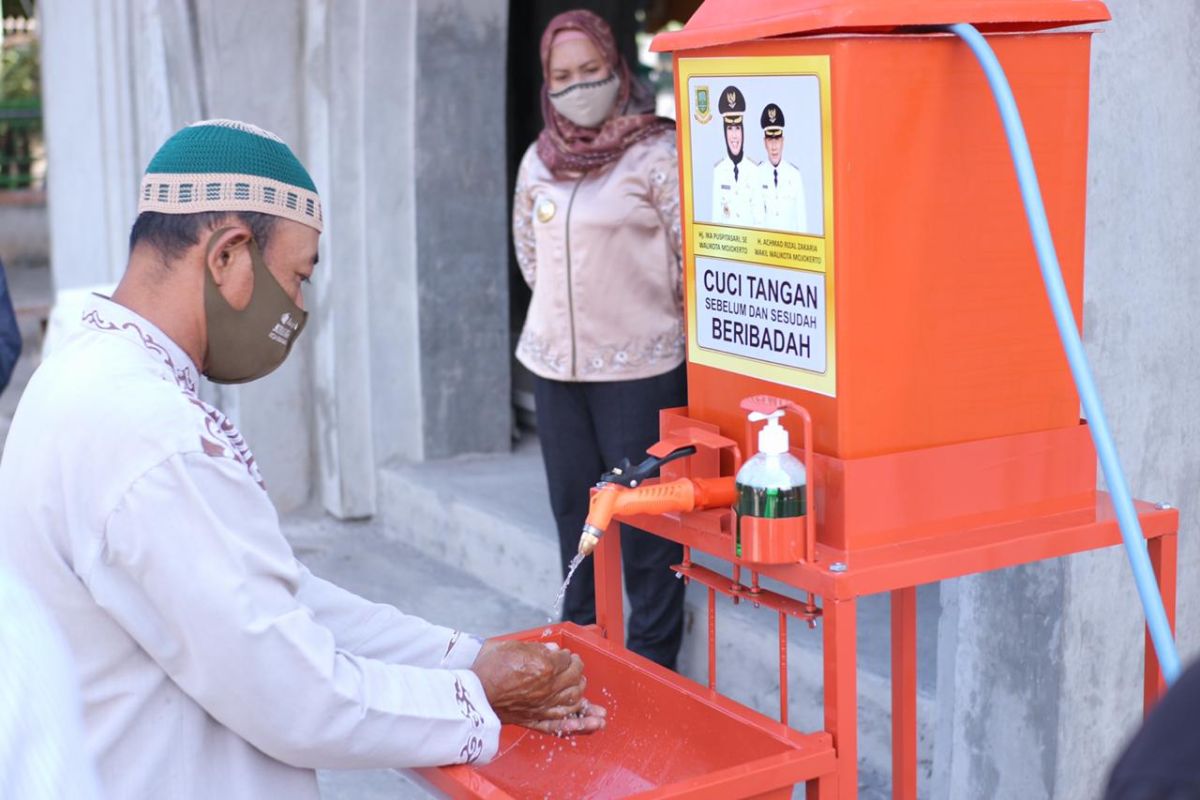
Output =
[
  {"x1": 890, "y1": 587, "x2": 917, "y2": 800},
  {"x1": 592, "y1": 486, "x2": 1178, "y2": 799}
]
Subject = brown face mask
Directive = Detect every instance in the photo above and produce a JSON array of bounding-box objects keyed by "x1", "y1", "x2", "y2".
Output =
[{"x1": 202, "y1": 227, "x2": 308, "y2": 385}]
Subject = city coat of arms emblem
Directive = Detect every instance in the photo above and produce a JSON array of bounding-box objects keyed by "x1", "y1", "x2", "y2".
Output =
[{"x1": 693, "y1": 85, "x2": 712, "y2": 124}]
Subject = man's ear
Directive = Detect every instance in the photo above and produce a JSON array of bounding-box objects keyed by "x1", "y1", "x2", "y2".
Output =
[
  {"x1": 204, "y1": 223, "x2": 257, "y2": 312},
  {"x1": 204, "y1": 224, "x2": 253, "y2": 287}
]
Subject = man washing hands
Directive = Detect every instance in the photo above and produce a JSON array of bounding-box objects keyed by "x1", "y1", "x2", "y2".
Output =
[{"x1": 0, "y1": 119, "x2": 602, "y2": 800}]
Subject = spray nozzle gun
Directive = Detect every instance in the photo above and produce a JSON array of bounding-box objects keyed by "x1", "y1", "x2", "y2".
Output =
[
  {"x1": 577, "y1": 446, "x2": 695, "y2": 554},
  {"x1": 576, "y1": 446, "x2": 736, "y2": 556}
]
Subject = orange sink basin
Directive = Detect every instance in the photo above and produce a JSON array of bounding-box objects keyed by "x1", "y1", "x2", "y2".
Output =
[{"x1": 412, "y1": 623, "x2": 834, "y2": 799}]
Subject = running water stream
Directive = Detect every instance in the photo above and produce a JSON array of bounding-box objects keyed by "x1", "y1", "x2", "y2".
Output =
[{"x1": 550, "y1": 553, "x2": 586, "y2": 622}]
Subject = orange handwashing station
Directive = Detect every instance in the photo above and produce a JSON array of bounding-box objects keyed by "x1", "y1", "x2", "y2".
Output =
[{"x1": 417, "y1": 2, "x2": 1178, "y2": 798}]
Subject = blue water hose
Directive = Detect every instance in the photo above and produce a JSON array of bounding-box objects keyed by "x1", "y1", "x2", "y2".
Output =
[{"x1": 945, "y1": 22, "x2": 1181, "y2": 685}]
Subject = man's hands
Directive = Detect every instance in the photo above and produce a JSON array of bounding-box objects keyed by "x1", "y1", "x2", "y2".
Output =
[{"x1": 471, "y1": 640, "x2": 606, "y2": 735}]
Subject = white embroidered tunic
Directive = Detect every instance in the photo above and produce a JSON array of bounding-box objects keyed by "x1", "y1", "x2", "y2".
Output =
[
  {"x1": 757, "y1": 159, "x2": 808, "y2": 235},
  {"x1": 711, "y1": 155, "x2": 761, "y2": 228},
  {"x1": 0, "y1": 297, "x2": 500, "y2": 800}
]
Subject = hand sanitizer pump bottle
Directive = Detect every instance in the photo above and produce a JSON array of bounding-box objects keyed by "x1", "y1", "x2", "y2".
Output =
[{"x1": 735, "y1": 410, "x2": 807, "y2": 558}]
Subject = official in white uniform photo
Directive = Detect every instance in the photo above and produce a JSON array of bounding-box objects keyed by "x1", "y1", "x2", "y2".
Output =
[
  {"x1": 0, "y1": 119, "x2": 603, "y2": 800},
  {"x1": 758, "y1": 102, "x2": 808, "y2": 234},
  {"x1": 710, "y1": 85, "x2": 760, "y2": 227}
]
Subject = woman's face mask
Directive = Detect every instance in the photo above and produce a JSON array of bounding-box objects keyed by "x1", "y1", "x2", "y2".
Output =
[{"x1": 549, "y1": 73, "x2": 620, "y2": 129}]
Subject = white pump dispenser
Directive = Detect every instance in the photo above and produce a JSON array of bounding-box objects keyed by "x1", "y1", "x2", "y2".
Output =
[{"x1": 751, "y1": 410, "x2": 789, "y2": 456}]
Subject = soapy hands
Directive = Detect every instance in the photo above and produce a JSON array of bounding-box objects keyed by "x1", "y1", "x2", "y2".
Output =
[{"x1": 471, "y1": 640, "x2": 607, "y2": 735}]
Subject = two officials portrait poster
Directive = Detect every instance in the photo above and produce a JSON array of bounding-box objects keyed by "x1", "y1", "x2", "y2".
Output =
[{"x1": 678, "y1": 56, "x2": 837, "y2": 397}]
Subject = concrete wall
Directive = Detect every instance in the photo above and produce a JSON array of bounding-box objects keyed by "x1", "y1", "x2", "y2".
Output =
[
  {"x1": 935, "y1": 4, "x2": 1200, "y2": 797},
  {"x1": 361, "y1": 1, "x2": 424, "y2": 473},
  {"x1": 37, "y1": 0, "x2": 512, "y2": 515},
  {"x1": 357, "y1": 0, "x2": 512, "y2": 467},
  {"x1": 39, "y1": 0, "x2": 134, "y2": 291},
  {"x1": 413, "y1": 0, "x2": 511, "y2": 460}
]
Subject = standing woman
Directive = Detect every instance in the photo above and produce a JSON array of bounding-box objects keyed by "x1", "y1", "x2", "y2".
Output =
[{"x1": 513, "y1": 10, "x2": 686, "y2": 669}]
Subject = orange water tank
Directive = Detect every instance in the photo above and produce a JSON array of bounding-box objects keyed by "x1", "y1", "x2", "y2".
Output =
[{"x1": 653, "y1": 0, "x2": 1110, "y2": 461}]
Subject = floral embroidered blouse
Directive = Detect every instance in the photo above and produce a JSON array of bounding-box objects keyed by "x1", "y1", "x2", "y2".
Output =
[{"x1": 512, "y1": 129, "x2": 684, "y2": 381}]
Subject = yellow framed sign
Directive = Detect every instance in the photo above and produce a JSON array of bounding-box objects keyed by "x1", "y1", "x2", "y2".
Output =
[{"x1": 678, "y1": 56, "x2": 836, "y2": 397}]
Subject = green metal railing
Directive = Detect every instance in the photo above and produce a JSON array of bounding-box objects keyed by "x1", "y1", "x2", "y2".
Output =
[{"x1": 0, "y1": 99, "x2": 41, "y2": 190}]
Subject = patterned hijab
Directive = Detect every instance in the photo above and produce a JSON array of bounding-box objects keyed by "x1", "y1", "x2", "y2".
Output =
[{"x1": 536, "y1": 10, "x2": 674, "y2": 178}]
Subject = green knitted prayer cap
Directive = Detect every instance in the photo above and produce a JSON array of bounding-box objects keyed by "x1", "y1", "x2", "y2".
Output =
[{"x1": 137, "y1": 119, "x2": 323, "y2": 232}]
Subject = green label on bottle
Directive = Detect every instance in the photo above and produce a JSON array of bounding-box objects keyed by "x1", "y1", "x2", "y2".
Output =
[
  {"x1": 735, "y1": 483, "x2": 806, "y2": 558},
  {"x1": 736, "y1": 483, "x2": 805, "y2": 519}
]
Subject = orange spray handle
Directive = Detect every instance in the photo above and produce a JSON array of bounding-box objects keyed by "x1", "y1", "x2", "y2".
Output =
[
  {"x1": 578, "y1": 476, "x2": 736, "y2": 555},
  {"x1": 692, "y1": 476, "x2": 738, "y2": 508}
]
